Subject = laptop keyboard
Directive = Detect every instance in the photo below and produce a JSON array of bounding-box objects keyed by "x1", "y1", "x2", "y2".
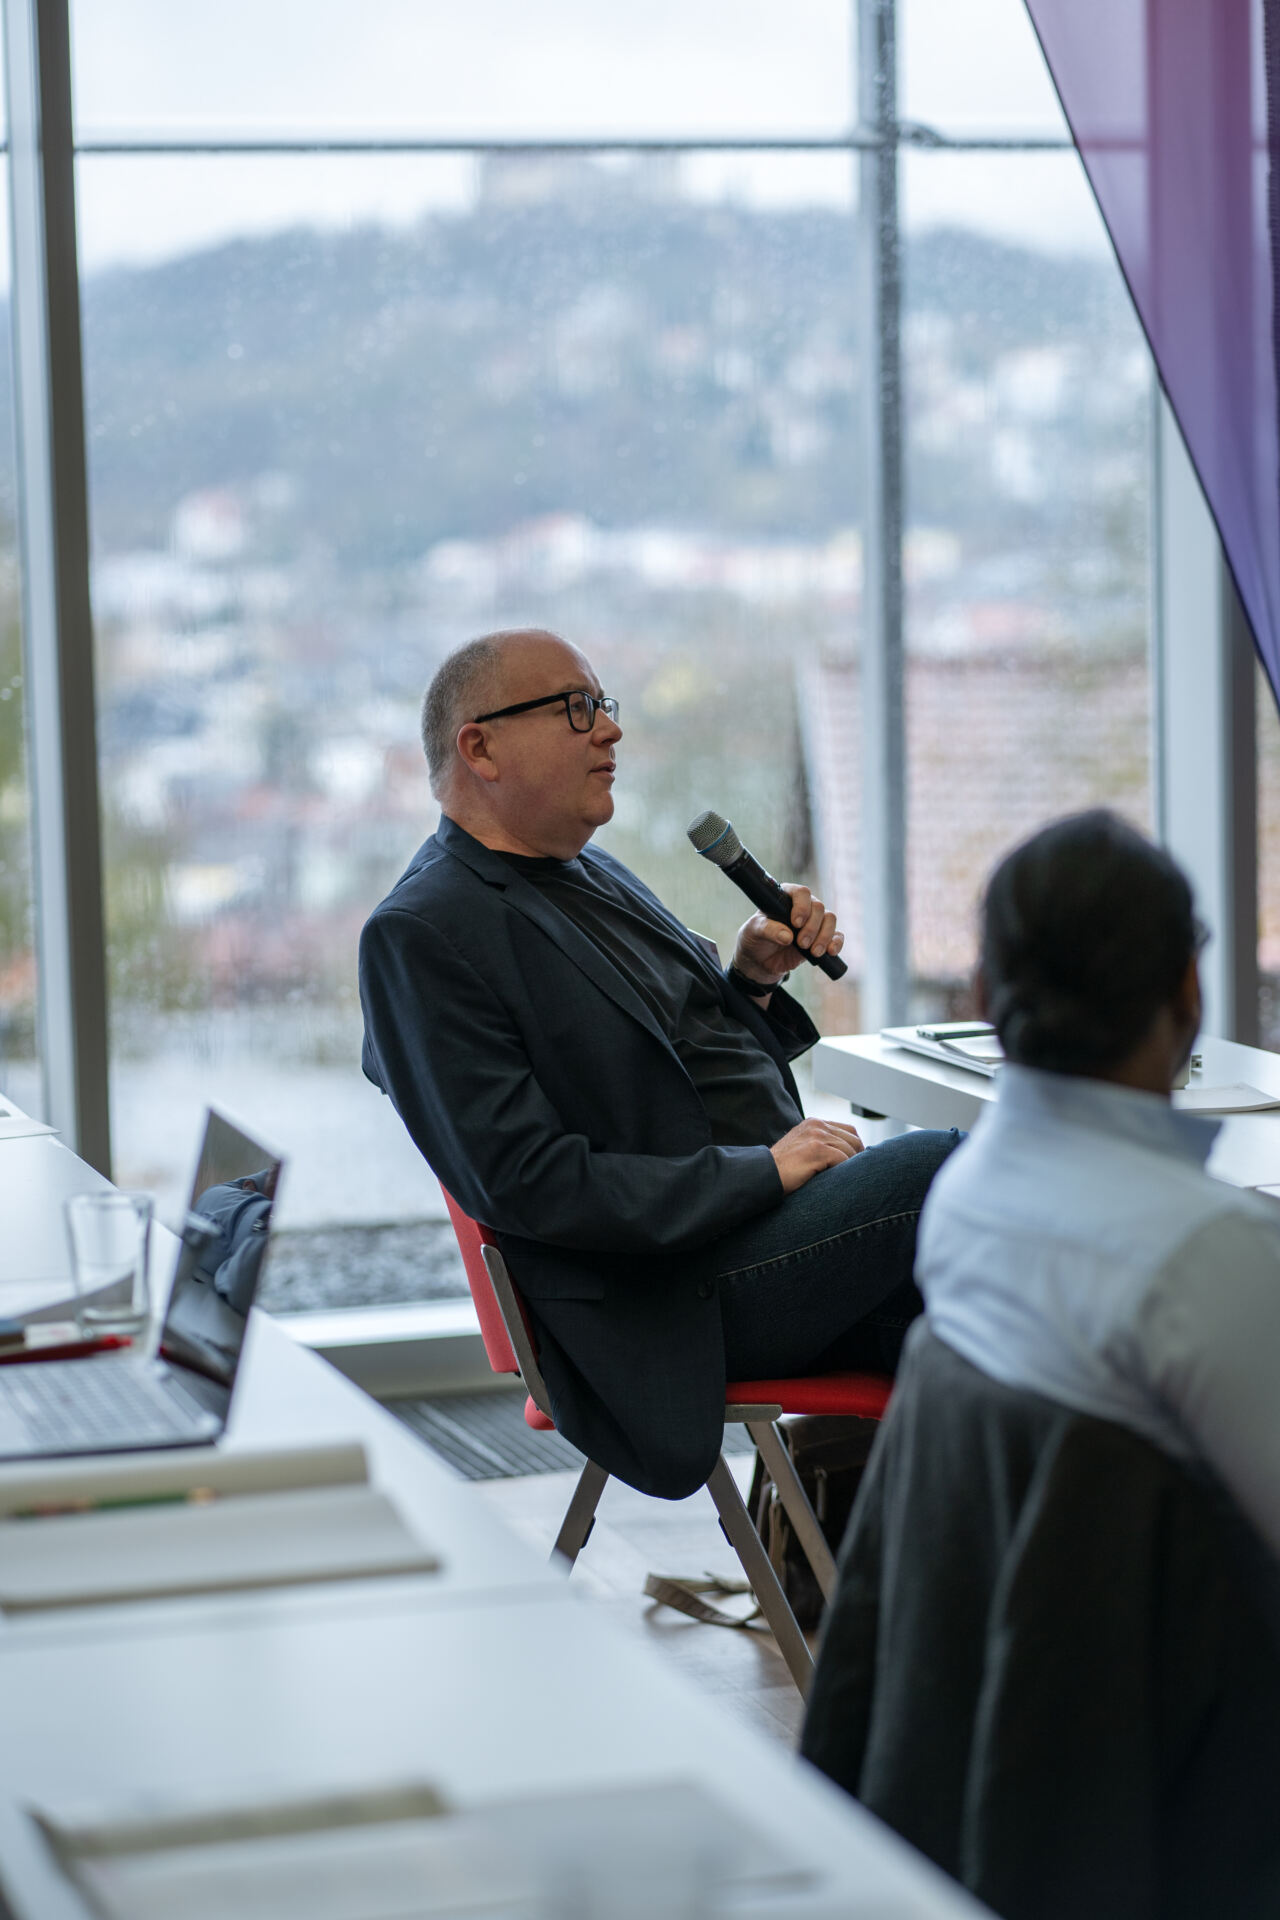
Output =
[{"x1": 0, "y1": 1360, "x2": 198, "y2": 1450}]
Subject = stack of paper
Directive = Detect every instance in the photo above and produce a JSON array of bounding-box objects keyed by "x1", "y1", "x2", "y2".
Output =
[
  {"x1": 1172, "y1": 1083, "x2": 1280, "y2": 1115},
  {"x1": 0, "y1": 1438, "x2": 372, "y2": 1515},
  {"x1": 27, "y1": 1779, "x2": 813, "y2": 1920},
  {"x1": 881, "y1": 1025, "x2": 1004, "y2": 1079},
  {"x1": 0, "y1": 1094, "x2": 54, "y2": 1144},
  {"x1": 0, "y1": 1440, "x2": 441, "y2": 1612}
]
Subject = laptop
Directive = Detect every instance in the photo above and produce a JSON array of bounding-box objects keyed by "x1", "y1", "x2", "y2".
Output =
[{"x1": 0, "y1": 1109, "x2": 284, "y2": 1462}]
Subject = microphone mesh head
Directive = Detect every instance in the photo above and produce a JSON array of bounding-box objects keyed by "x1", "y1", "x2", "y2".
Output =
[{"x1": 687, "y1": 810, "x2": 742, "y2": 867}]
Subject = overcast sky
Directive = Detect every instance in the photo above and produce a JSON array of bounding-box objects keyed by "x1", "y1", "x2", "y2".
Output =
[{"x1": 61, "y1": 0, "x2": 1109, "y2": 275}]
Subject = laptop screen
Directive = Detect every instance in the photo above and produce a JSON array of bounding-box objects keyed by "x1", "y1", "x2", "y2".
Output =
[{"x1": 158, "y1": 1109, "x2": 285, "y2": 1392}]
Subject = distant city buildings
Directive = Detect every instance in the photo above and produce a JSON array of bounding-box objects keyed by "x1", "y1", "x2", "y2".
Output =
[{"x1": 5, "y1": 180, "x2": 1280, "y2": 1238}]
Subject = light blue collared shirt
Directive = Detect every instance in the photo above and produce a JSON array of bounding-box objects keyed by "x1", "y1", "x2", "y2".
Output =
[{"x1": 918, "y1": 1064, "x2": 1280, "y2": 1556}]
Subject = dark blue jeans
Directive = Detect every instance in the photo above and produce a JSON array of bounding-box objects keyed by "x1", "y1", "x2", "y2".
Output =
[{"x1": 714, "y1": 1128, "x2": 962, "y2": 1380}]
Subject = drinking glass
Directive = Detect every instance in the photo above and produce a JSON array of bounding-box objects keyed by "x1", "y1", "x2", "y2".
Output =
[{"x1": 63, "y1": 1191, "x2": 153, "y2": 1340}]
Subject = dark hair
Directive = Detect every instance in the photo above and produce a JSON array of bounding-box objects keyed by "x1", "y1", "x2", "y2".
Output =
[{"x1": 980, "y1": 810, "x2": 1203, "y2": 1076}]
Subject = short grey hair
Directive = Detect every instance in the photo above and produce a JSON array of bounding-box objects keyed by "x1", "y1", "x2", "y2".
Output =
[
  {"x1": 420, "y1": 629, "x2": 560, "y2": 797},
  {"x1": 420, "y1": 636, "x2": 503, "y2": 797}
]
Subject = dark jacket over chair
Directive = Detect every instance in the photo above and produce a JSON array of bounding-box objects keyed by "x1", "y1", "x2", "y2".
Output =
[
  {"x1": 358, "y1": 815, "x2": 817, "y2": 1499},
  {"x1": 801, "y1": 1325, "x2": 1280, "y2": 1920}
]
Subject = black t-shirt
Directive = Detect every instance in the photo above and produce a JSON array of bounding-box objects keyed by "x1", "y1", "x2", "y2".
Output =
[{"x1": 500, "y1": 850, "x2": 802, "y2": 1150}]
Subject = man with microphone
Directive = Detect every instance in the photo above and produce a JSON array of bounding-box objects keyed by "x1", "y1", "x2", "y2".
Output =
[{"x1": 360, "y1": 628, "x2": 957, "y2": 1499}]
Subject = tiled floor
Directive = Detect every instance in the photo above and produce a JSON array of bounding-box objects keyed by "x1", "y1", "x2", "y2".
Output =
[{"x1": 477, "y1": 1457, "x2": 806, "y2": 1748}]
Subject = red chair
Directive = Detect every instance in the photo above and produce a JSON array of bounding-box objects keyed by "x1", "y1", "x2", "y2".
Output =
[{"x1": 441, "y1": 1188, "x2": 892, "y2": 1695}]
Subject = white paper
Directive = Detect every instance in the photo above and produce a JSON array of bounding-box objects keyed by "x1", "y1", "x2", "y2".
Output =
[
  {"x1": 881, "y1": 1026, "x2": 1002, "y2": 1079},
  {"x1": 33, "y1": 1779, "x2": 810, "y2": 1920},
  {"x1": 0, "y1": 1437, "x2": 369, "y2": 1516},
  {"x1": 0, "y1": 1114, "x2": 55, "y2": 1143},
  {"x1": 0, "y1": 1483, "x2": 439, "y2": 1611},
  {"x1": 0, "y1": 1274, "x2": 130, "y2": 1327},
  {"x1": 0, "y1": 1093, "x2": 55, "y2": 1143},
  {"x1": 1172, "y1": 1082, "x2": 1280, "y2": 1115}
]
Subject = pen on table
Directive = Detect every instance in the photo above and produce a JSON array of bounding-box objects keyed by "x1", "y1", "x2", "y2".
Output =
[
  {"x1": 0, "y1": 1333, "x2": 132, "y2": 1368},
  {"x1": 8, "y1": 1486, "x2": 219, "y2": 1521}
]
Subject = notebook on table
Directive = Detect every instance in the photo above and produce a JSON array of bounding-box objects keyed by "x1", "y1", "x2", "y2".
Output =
[
  {"x1": 22, "y1": 1778, "x2": 812, "y2": 1920},
  {"x1": 881, "y1": 1022, "x2": 1004, "y2": 1078}
]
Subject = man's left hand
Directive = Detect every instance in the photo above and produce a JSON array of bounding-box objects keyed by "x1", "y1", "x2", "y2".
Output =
[{"x1": 732, "y1": 885, "x2": 844, "y2": 994}]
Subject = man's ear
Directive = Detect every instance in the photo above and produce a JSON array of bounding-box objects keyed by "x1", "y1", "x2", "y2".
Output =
[
  {"x1": 456, "y1": 722, "x2": 499, "y2": 785},
  {"x1": 1175, "y1": 953, "x2": 1202, "y2": 1034},
  {"x1": 973, "y1": 966, "x2": 990, "y2": 1022}
]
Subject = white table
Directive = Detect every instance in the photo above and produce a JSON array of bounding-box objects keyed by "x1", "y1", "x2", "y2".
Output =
[
  {"x1": 814, "y1": 1033, "x2": 1280, "y2": 1192},
  {"x1": 0, "y1": 1124, "x2": 988, "y2": 1918}
]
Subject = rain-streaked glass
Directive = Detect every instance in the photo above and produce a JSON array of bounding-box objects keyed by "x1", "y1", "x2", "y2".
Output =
[
  {"x1": 72, "y1": 0, "x2": 855, "y2": 144},
  {"x1": 900, "y1": 151, "x2": 1153, "y2": 1009},
  {"x1": 900, "y1": 0, "x2": 1070, "y2": 138}
]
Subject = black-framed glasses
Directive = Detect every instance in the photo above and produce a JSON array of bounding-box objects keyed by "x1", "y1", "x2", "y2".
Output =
[{"x1": 472, "y1": 690, "x2": 620, "y2": 733}]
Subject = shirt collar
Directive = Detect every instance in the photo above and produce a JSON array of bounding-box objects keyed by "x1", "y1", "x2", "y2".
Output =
[{"x1": 994, "y1": 1062, "x2": 1220, "y2": 1168}]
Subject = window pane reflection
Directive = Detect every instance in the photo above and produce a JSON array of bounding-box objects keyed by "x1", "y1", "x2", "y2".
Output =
[{"x1": 901, "y1": 153, "x2": 1153, "y2": 1007}]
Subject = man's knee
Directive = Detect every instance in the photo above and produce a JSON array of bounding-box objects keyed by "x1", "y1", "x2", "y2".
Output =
[{"x1": 868, "y1": 1125, "x2": 962, "y2": 1192}]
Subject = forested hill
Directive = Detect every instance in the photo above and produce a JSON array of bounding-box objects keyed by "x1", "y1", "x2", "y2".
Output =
[{"x1": 14, "y1": 203, "x2": 1136, "y2": 565}]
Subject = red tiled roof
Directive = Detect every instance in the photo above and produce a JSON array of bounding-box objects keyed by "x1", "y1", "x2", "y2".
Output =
[{"x1": 799, "y1": 651, "x2": 1151, "y2": 981}]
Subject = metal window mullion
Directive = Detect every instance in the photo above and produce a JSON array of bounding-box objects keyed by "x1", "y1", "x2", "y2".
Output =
[
  {"x1": 4, "y1": 0, "x2": 111, "y2": 1170},
  {"x1": 1151, "y1": 390, "x2": 1258, "y2": 1041},
  {"x1": 856, "y1": 0, "x2": 907, "y2": 1030},
  {"x1": 64, "y1": 131, "x2": 1076, "y2": 157}
]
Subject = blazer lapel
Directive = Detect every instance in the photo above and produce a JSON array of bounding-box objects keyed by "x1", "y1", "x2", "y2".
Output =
[
  {"x1": 437, "y1": 816, "x2": 675, "y2": 1051},
  {"x1": 504, "y1": 881, "x2": 678, "y2": 1048},
  {"x1": 581, "y1": 847, "x2": 803, "y2": 1091},
  {"x1": 436, "y1": 816, "x2": 804, "y2": 1097}
]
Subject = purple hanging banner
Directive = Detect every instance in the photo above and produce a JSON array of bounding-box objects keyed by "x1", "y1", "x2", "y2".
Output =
[{"x1": 1025, "y1": 0, "x2": 1280, "y2": 702}]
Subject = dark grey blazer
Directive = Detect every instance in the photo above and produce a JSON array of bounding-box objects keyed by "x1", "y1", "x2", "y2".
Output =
[
  {"x1": 358, "y1": 814, "x2": 817, "y2": 1498},
  {"x1": 802, "y1": 1327, "x2": 1280, "y2": 1920}
]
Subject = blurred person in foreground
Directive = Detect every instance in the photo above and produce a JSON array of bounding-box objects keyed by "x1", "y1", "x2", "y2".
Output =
[
  {"x1": 359, "y1": 627, "x2": 958, "y2": 1498},
  {"x1": 917, "y1": 807, "x2": 1280, "y2": 1558}
]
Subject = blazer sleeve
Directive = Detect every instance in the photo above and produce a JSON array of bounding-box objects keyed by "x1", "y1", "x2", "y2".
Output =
[
  {"x1": 690, "y1": 917, "x2": 821, "y2": 1059},
  {"x1": 652, "y1": 905, "x2": 819, "y2": 1063},
  {"x1": 747, "y1": 977, "x2": 821, "y2": 1062},
  {"x1": 359, "y1": 906, "x2": 784, "y2": 1257}
]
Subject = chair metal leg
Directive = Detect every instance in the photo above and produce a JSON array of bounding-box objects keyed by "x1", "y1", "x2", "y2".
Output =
[
  {"x1": 746, "y1": 1417, "x2": 838, "y2": 1603},
  {"x1": 706, "y1": 1453, "x2": 813, "y2": 1696},
  {"x1": 552, "y1": 1458, "x2": 609, "y2": 1568}
]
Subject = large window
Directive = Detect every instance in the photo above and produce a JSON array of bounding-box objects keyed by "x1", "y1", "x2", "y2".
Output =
[{"x1": 2, "y1": 1, "x2": 1164, "y2": 1317}]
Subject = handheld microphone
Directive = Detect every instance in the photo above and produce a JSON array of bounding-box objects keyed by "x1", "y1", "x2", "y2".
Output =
[{"x1": 686, "y1": 809, "x2": 849, "y2": 981}]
